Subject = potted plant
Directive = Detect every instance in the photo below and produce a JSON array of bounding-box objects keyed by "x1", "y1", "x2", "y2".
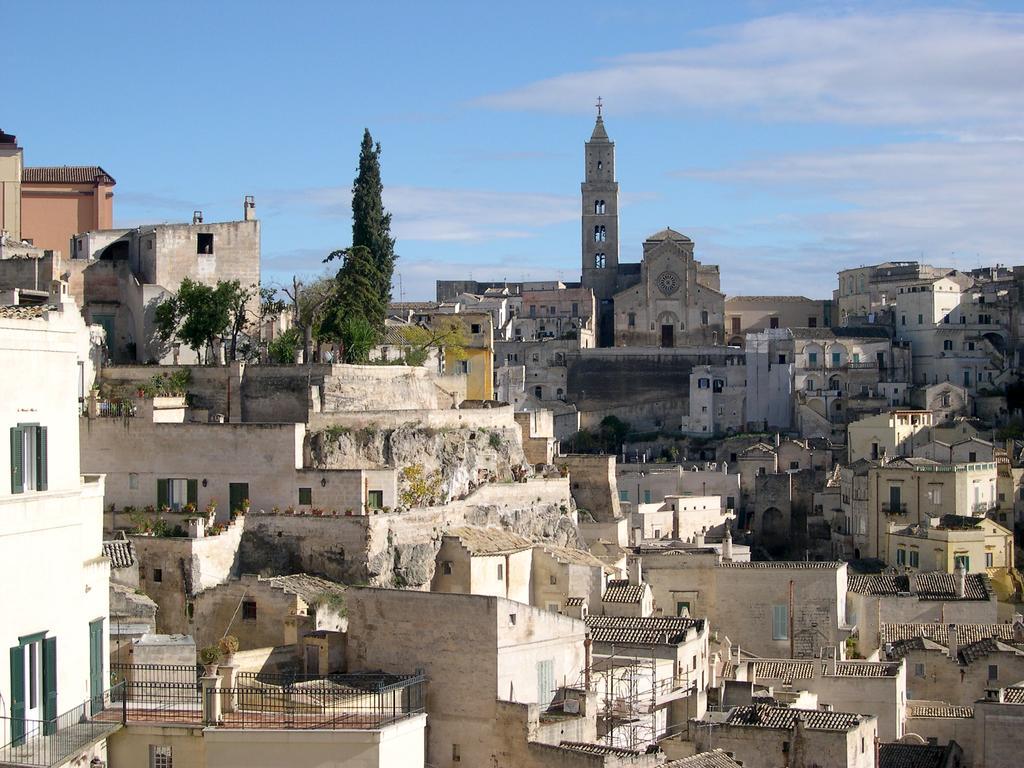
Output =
[
  {"x1": 199, "y1": 645, "x2": 222, "y2": 677},
  {"x1": 218, "y1": 635, "x2": 239, "y2": 666}
]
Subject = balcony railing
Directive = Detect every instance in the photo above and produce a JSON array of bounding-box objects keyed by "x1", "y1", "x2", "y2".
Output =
[
  {"x1": 110, "y1": 664, "x2": 425, "y2": 730},
  {"x1": 881, "y1": 503, "x2": 908, "y2": 515},
  {"x1": 0, "y1": 685, "x2": 125, "y2": 767}
]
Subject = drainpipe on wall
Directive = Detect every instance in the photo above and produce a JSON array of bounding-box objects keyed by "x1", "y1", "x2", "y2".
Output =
[
  {"x1": 584, "y1": 633, "x2": 592, "y2": 691},
  {"x1": 789, "y1": 579, "x2": 795, "y2": 660}
]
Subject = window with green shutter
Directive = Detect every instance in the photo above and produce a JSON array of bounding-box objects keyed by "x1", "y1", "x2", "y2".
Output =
[
  {"x1": 10, "y1": 427, "x2": 24, "y2": 494},
  {"x1": 10, "y1": 425, "x2": 46, "y2": 494},
  {"x1": 157, "y1": 478, "x2": 197, "y2": 511},
  {"x1": 298, "y1": 487, "x2": 312, "y2": 506}
]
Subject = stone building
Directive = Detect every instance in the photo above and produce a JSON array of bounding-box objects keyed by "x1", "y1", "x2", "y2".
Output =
[
  {"x1": 640, "y1": 552, "x2": 851, "y2": 659},
  {"x1": 190, "y1": 572, "x2": 346, "y2": 652},
  {"x1": 69, "y1": 204, "x2": 260, "y2": 363},
  {"x1": 578, "y1": 109, "x2": 724, "y2": 348},
  {"x1": 0, "y1": 128, "x2": 116, "y2": 252},
  {"x1": 693, "y1": 705, "x2": 878, "y2": 768},
  {"x1": 0, "y1": 298, "x2": 114, "y2": 765},
  {"x1": 345, "y1": 588, "x2": 590, "y2": 767},
  {"x1": 724, "y1": 295, "x2": 832, "y2": 346},
  {"x1": 881, "y1": 619, "x2": 1024, "y2": 706},
  {"x1": 838, "y1": 457, "x2": 1000, "y2": 563},
  {"x1": 432, "y1": 527, "x2": 534, "y2": 604},
  {"x1": 846, "y1": 571, "x2": 998, "y2": 654},
  {"x1": 80, "y1": 411, "x2": 397, "y2": 519},
  {"x1": 736, "y1": 656, "x2": 907, "y2": 741},
  {"x1": 586, "y1": 614, "x2": 710, "y2": 748},
  {"x1": 886, "y1": 514, "x2": 1014, "y2": 574}
]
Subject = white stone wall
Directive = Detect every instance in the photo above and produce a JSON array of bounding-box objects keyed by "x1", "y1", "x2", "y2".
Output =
[{"x1": 0, "y1": 301, "x2": 109, "y2": 740}]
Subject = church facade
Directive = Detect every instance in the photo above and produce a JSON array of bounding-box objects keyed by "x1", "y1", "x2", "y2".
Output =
[{"x1": 579, "y1": 109, "x2": 725, "y2": 347}]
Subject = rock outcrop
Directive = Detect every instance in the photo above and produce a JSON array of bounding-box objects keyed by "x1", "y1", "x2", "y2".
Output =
[{"x1": 309, "y1": 424, "x2": 531, "y2": 506}]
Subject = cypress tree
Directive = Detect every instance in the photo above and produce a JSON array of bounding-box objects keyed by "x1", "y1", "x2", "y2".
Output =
[{"x1": 351, "y1": 128, "x2": 396, "y2": 306}]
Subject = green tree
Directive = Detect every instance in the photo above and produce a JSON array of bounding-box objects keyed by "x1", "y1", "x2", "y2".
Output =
[
  {"x1": 338, "y1": 315, "x2": 378, "y2": 364},
  {"x1": 218, "y1": 280, "x2": 257, "y2": 361},
  {"x1": 598, "y1": 415, "x2": 631, "y2": 454},
  {"x1": 283, "y1": 275, "x2": 338, "y2": 363},
  {"x1": 351, "y1": 129, "x2": 396, "y2": 305},
  {"x1": 154, "y1": 278, "x2": 231, "y2": 363},
  {"x1": 400, "y1": 316, "x2": 468, "y2": 367},
  {"x1": 267, "y1": 327, "x2": 301, "y2": 364},
  {"x1": 322, "y1": 245, "x2": 385, "y2": 354}
]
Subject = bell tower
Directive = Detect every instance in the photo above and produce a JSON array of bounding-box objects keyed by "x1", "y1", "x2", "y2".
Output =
[{"x1": 580, "y1": 99, "x2": 619, "y2": 345}]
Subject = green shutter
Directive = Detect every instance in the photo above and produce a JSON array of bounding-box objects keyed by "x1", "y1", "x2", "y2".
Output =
[
  {"x1": 9, "y1": 645, "x2": 25, "y2": 745},
  {"x1": 157, "y1": 479, "x2": 169, "y2": 509},
  {"x1": 42, "y1": 637, "x2": 56, "y2": 734},
  {"x1": 10, "y1": 427, "x2": 23, "y2": 494},
  {"x1": 187, "y1": 479, "x2": 198, "y2": 505},
  {"x1": 35, "y1": 426, "x2": 47, "y2": 492}
]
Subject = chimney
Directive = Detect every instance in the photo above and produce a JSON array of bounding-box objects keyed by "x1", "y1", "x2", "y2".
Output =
[
  {"x1": 631, "y1": 527, "x2": 642, "y2": 548},
  {"x1": 722, "y1": 526, "x2": 733, "y2": 561},
  {"x1": 628, "y1": 557, "x2": 643, "y2": 587},
  {"x1": 947, "y1": 623, "x2": 959, "y2": 660},
  {"x1": 192, "y1": 210, "x2": 203, "y2": 225},
  {"x1": 826, "y1": 646, "x2": 837, "y2": 676},
  {"x1": 244, "y1": 195, "x2": 256, "y2": 221},
  {"x1": 775, "y1": 432, "x2": 781, "y2": 448},
  {"x1": 566, "y1": 599, "x2": 588, "y2": 621},
  {"x1": 954, "y1": 559, "x2": 966, "y2": 599},
  {"x1": 696, "y1": 527, "x2": 706, "y2": 547}
]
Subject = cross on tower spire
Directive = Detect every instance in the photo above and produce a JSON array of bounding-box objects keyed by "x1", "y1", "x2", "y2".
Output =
[{"x1": 595, "y1": 96, "x2": 603, "y2": 118}]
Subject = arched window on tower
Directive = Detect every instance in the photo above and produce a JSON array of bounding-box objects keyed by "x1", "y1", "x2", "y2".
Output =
[
  {"x1": 594, "y1": 225, "x2": 606, "y2": 242},
  {"x1": 595, "y1": 253, "x2": 606, "y2": 268},
  {"x1": 597, "y1": 160, "x2": 603, "y2": 171},
  {"x1": 594, "y1": 200, "x2": 606, "y2": 215}
]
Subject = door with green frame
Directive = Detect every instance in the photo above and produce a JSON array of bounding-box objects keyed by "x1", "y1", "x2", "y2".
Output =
[
  {"x1": 89, "y1": 619, "x2": 104, "y2": 715},
  {"x1": 8, "y1": 634, "x2": 56, "y2": 745}
]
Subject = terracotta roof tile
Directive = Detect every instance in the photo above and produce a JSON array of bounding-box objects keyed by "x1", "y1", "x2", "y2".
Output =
[
  {"x1": 665, "y1": 749, "x2": 744, "y2": 768},
  {"x1": 717, "y1": 561, "x2": 842, "y2": 570},
  {"x1": 103, "y1": 540, "x2": 136, "y2": 569},
  {"x1": 725, "y1": 705, "x2": 866, "y2": 731},
  {"x1": 881, "y1": 623, "x2": 1016, "y2": 647},
  {"x1": 602, "y1": 579, "x2": 648, "y2": 603},
  {"x1": 907, "y1": 703, "x2": 973, "y2": 719},
  {"x1": 445, "y1": 526, "x2": 533, "y2": 554},
  {"x1": 878, "y1": 742, "x2": 952, "y2": 768},
  {"x1": 752, "y1": 660, "x2": 814, "y2": 683},
  {"x1": 834, "y1": 661, "x2": 901, "y2": 677},
  {"x1": 23, "y1": 165, "x2": 115, "y2": 184},
  {"x1": 586, "y1": 615, "x2": 704, "y2": 645},
  {"x1": 0, "y1": 304, "x2": 51, "y2": 320},
  {"x1": 1003, "y1": 687, "x2": 1024, "y2": 704},
  {"x1": 558, "y1": 741, "x2": 641, "y2": 757}
]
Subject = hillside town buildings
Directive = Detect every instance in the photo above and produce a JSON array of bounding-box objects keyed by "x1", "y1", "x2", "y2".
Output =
[{"x1": 4, "y1": 104, "x2": 1024, "y2": 768}]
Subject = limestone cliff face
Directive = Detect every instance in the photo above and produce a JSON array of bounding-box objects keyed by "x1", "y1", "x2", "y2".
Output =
[
  {"x1": 308, "y1": 424, "x2": 531, "y2": 506},
  {"x1": 366, "y1": 490, "x2": 584, "y2": 587},
  {"x1": 238, "y1": 479, "x2": 582, "y2": 589}
]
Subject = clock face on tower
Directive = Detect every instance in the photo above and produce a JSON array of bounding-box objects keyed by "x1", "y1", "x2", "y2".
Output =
[{"x1": 657, "y1": 271, "x2": 681, "y2": 296}]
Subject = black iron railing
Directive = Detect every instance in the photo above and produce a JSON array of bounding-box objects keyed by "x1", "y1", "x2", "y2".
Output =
[
  {"x1": 110, "y1": 664, "x2": 425, "y2": 730},
  {"x1": 218, "y1": 677, "x2": 425, "y2": 729},
  {"x1": 0, "y1": 685, "x2": 124, "y2": 767},
  {"x1": 111, "y1": 663, "x2": 204, "y2": 723}
]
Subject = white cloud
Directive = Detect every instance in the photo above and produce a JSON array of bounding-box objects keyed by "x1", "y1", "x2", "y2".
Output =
[
  {"x1": 686, "y1": 138, "x2": 1024, "y2": 296},
  {"x1": 262, "y1": 184, "x2": 578, "y2": 243},
  {"x1": 477, "y1": 10, "x2": 1024, "y2": 131}
]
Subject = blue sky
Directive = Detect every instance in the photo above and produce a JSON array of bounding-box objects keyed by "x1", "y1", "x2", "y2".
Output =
[{"x1": 4, "y1": 1, "x2": 1023, "y2": 299}]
